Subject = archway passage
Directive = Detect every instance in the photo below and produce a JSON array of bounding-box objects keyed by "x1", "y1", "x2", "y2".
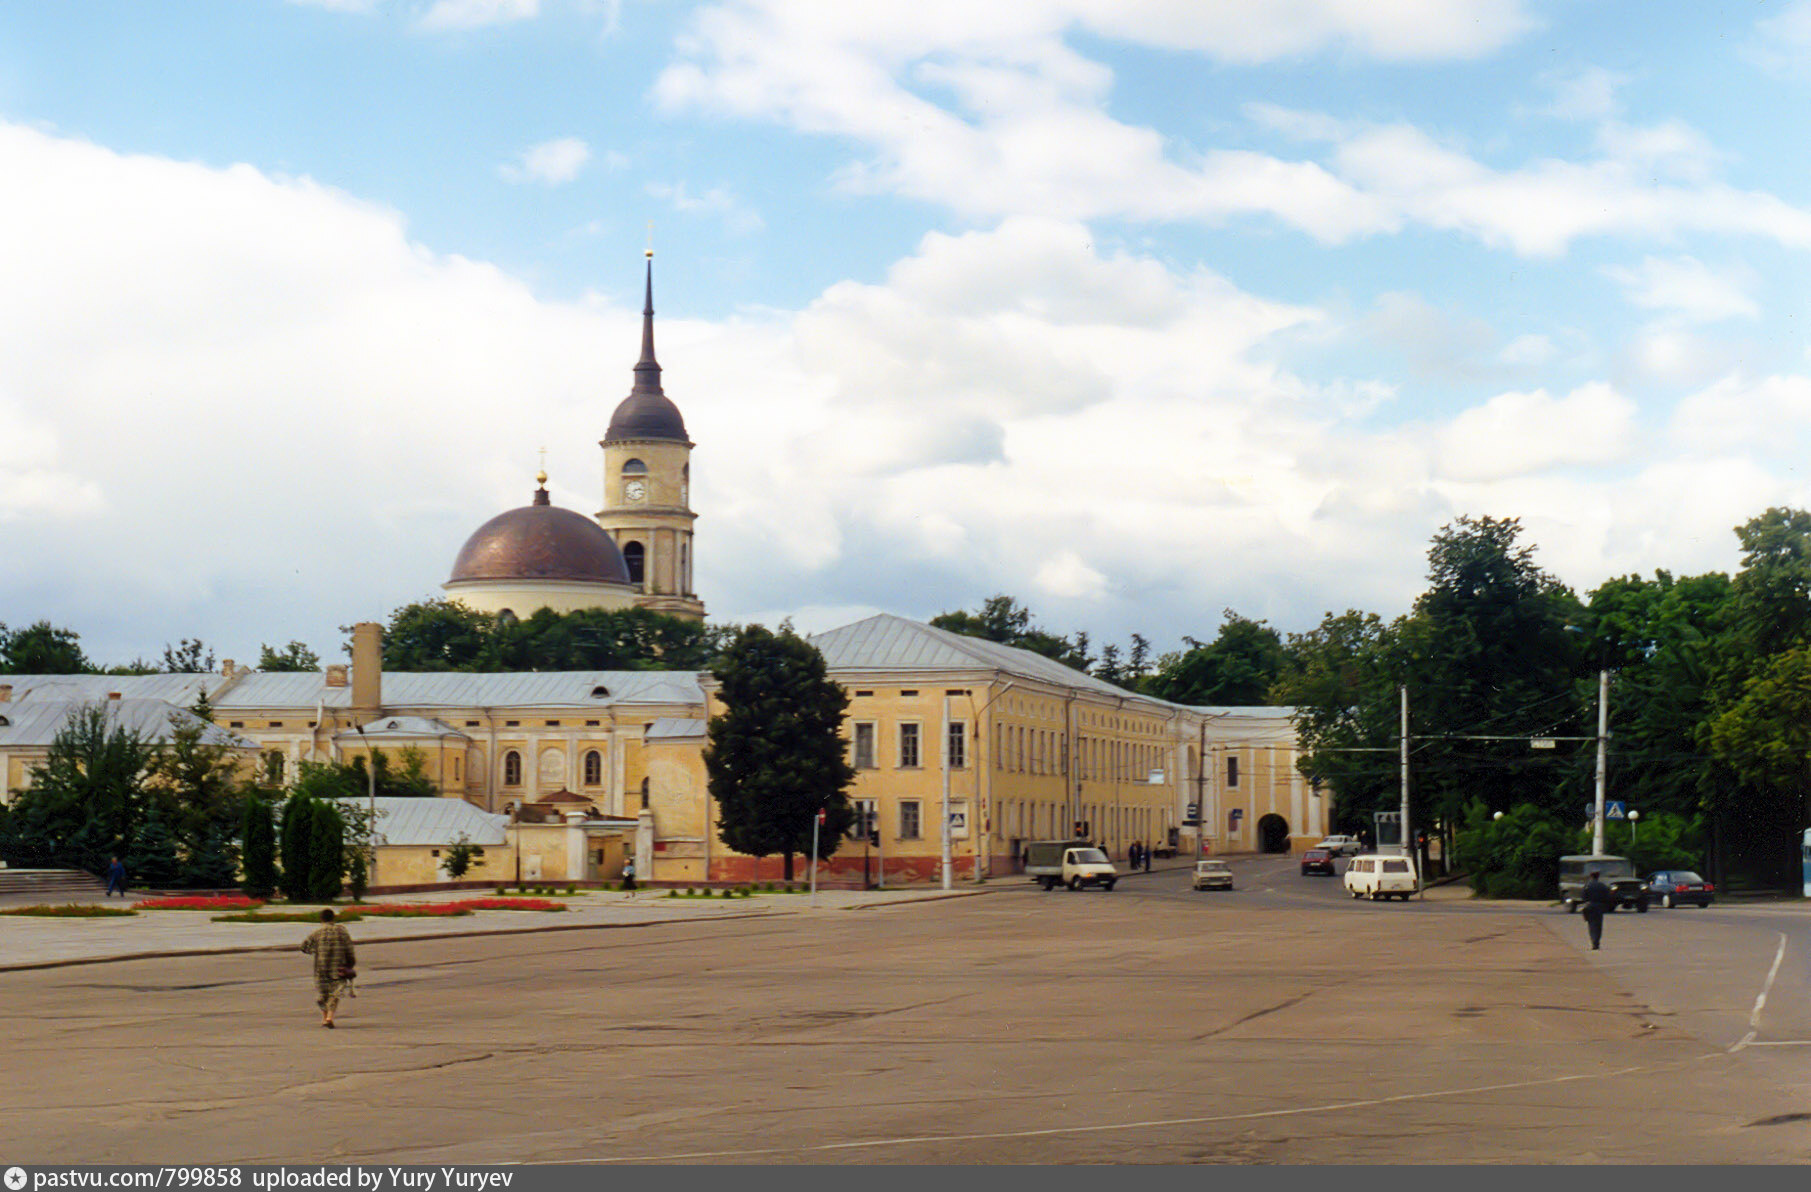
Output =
[{"x1": 1257, "y1": 813, "x2": 1291, "y2": 853}]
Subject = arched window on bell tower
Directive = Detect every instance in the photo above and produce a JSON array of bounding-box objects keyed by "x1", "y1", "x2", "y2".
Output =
[{"x1": 623, "y1": 540, "x2": 645, "y2": 585}]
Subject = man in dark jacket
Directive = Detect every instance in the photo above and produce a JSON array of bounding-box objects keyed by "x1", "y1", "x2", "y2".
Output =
[{"x1": 1581, "y1": 870, "x2": 1614, "y2": 950}]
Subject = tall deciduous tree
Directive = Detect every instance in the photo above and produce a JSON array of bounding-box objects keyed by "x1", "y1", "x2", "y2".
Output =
[
  {"x1": 0, "y1": 703, "x2": 156, "y2": 872},
  {"x1": 706, "y1": 625, "x2": 857, "y2": 881},
  {"x1": 1145, "y1": 611, "x2": 1287, "y2": 706},
  {"x1": 0, "y1": 620, "x2": 91, "y2": 674},
  {"x1": 931, "y1": 595, "x2": 1093, "y2": 671},
  {"x1": 258, "y1": 641, "x2": 321, "y2": 672}
]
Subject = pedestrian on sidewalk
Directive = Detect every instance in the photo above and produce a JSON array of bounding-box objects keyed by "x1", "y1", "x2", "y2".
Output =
[
  {"x1": 104, "y1": 856, "x2": 127, "y2": 898},
  {"x1": 1143, "y1": 843, "x2": 1152, "y2": 873},
  {"x1": 300, "y1": 908, "x2": 357, "y2": 1028},
  {"x1": 1580, "y1": 870, "x2": 1612, "y2": 951},
  {"x1": 621, "y1": 857, "x2": 637, "y2": 897}
]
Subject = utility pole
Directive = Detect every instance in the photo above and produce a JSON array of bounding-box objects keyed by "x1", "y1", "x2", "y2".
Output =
[
  {"x1": 941, "y1": 693, "x2": 953, "y2": 891},
  {"x1": 1399, "y1": 685, "x2": 1411, "y2": 858},
  {"x1": 1593, "y1": 669, "x2": 1609, "y2": 856}
]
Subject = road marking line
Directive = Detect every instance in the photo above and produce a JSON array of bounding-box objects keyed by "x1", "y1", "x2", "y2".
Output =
[
  {"x1": 1728, "y1": 933, "x2": 1786, "y2": 1053},
  {"x1": 598, "y1": 1064, "x2": 1661, "y2": 1163}
]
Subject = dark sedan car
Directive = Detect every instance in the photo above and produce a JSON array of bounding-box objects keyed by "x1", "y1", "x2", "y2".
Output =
[
  {"x1": 1646, "y1": 870, "x2": 1715, "y2": 908},
  {"x1": 1301, "y1": 848, "x2": 1335, "y2": 876}
]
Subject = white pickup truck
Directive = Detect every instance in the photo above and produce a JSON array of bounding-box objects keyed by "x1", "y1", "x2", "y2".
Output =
[{"x1": 1025, "y1": 840, "x2": 1119, "y2": 891}]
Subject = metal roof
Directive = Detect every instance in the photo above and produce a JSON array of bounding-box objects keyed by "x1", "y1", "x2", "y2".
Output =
[
  {"x1": 216, "y1": 669, "x2": 705, "y2": 711},
  {"x1": 645, "y1": 717, "x2": 707, "y2": 740},
  {"x1": 335, "y1": 797, "x2": 510, "y2": 847},
  {"x1": 1, "y1": 674, "x2": 225, "y2": 705},
  {"x1": 0, "y1": 698, "x2": 257, "y2": 750},
  {"x1": 809, "y1": 614, "x2": 1173, "y2": 707},
  {"x1": 333, "y1": 716, "x2": 468, "y2": 741}
]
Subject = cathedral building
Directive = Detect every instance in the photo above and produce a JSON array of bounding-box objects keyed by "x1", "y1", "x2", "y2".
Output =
[{"x1": 442, "y1": 251, "x2": 704, "y2": 624}]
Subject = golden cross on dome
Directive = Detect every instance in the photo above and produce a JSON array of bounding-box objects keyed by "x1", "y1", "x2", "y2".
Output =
[{"x1": 537, "y1": 446, "x2": 547, "y2": 487}]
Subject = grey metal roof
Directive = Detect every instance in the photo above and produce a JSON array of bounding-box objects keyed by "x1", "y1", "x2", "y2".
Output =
[
  {"x1": 0, "y1": 698, "x2": 257, "y2": 750},
  {"x1": 809, "y1": 614, "x2": 1172, "y2": 708},
  {"x1": 333, "y1": 716, "x2": 468, "y2": 741},
  {"x1": 216, "y1": 669, "x2": 705, "y2": 711},
  {"x1": 0, "y1": 674, "x2": 225, "y2": 705},
  {"x1": 334, "y1": 797, "x2": 509, "y2": 847},
  {"x1": 645, "y1": 717, "x2": 707, "y2": 740}
]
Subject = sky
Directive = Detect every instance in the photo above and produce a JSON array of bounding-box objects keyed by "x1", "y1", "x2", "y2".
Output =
[{"x1": 4, "y1": 0, "x2": 1811, "y2": 669}]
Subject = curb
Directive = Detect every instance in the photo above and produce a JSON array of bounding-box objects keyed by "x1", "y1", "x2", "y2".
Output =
[{"x1": 0, "y1": 910, "x2": 779, "y2": 974}]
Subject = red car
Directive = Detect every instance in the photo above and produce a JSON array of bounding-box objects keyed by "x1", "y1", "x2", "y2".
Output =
[{"x1": 1301, "y1": 848, "x2": 1335, "y2": 876}]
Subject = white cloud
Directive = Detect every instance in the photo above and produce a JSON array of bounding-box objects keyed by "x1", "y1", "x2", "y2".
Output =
[
  {"x1": 499, "y1": 137, "x2": 591, "y2": 185},
  {"x1": 657, "y1": 5, "x2": 1811, "y2": 258},
  {"x1": 1434, "y1": 383, "x2": 1637, "y2": 482},
  {"x1": 1542, "y1": 66, "x2": 1627, "y2": 121},
  {"x1": 645, "y1": 181, "x2": 764, "y2": 235},
  {"x1": 1671, "y1": 373, "x2": 1811, "y2": 454},
  {"x1": 1498, "y1": 334, "x2": 1556, "y2": 366},
  {"x1": 1751, "y1": 0, "x2": 1811, "y2": 72},
  {"x1": 418, "y1": 0, "x2": 538, "y2": 31},
  {"x1": 1602, "y1": 256, "x2": 1759, "y2": 323}
]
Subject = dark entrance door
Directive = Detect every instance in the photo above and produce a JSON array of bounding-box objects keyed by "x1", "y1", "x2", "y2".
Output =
[{"x1": 1257, "y1": 813, "x2": 1291, "y2": 853}]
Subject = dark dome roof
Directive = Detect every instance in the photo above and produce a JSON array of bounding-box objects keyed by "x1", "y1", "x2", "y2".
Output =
[
  {"x1": 605, "y1": 389, "x2": 688, "y2": 443},
  {"x1": 448, "y1": 490, "x2": 632, "y2": 586}
]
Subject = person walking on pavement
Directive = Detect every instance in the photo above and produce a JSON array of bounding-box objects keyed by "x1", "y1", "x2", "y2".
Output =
[
  {"x1": 1143, "y1": 842, "x2": 1152, "y2": 873},
  {"x1": 1581, "y1": 869, "x2": 1613, "y2": 950},
  {"x1": 104, "y1": 856, "x2": 127, "y2": 898},
  {"x1": 300, "y1": 908, "x2": 357, "y2": 1028},
  {"x1": 621, "y1": 857, "x2": 637, "y2": 896}
]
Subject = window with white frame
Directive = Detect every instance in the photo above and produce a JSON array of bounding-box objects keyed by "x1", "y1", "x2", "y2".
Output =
[
  {"x1": 947, "y1": 720, "x2": 967, "y2": 769},
  {"x1": 583, "y1": 750, "x2": 602, "y2": 786},
  {"x1": 899, "y1": 721, "x2": 921, "y2": 768},
  {"x1": 853, "y1": 722, "x2": 877, "y2": 769},
  {"x1": 899, "y1": 799, "x2": 922, "y2": 839},
  {"x1": 503, "y1": 750, "x2": 522, "y2": 786}
]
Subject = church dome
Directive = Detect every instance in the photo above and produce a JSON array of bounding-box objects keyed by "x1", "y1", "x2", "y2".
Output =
[{"x1": 448, "y1": 485, "x2": 632, "y2": 586}]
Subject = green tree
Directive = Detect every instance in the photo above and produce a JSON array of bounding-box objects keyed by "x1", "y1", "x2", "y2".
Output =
[
  {"x1": 705, "y1": 625, "x2": 858, "y2": 881},
  {"x1": 0, "y1": 620, "x2": 91, "y2": 674},
  {"x1": 931, "y1": 596, "x2": 1092, "y2": 671},
  {"x1": 0, "y1": 703, "x2": 156, "y2": 872},
  {"x1": 1704, "y1": 647, "x2": 1811, "y2": 885},
  {"x1": 258, "y1": 641, "x2": 321, "y2": 672},
  {"x1": 307, "y1": 800, "x2": 345, "y2": 901},
  {"x1": 148, "y1": 704, "x2": 245, "y2": 848},
  {"x1": 1728, "y1": 507, "x2": 1811, "y2": 660},
  {"x1": 160, "y1": 638, "x2": 215, "y2": 673},
  {"x1": 442, "y1": 833, "x2": 485, "y2": 880},
  {"x1": 1145, "y1": 611, "x2": 1287, "y2": 706},
  {"x1": 1272, "y1": 610, "x2": 1397, "y2": 833},
  {"x1": 240, "y1": 793, "x2": 278, "y2": 899},
  {"x1": 183, "y1": 822, "x2": 240, "y2": 889},
  {"x1": 279, "y1": 791, "x2": 317, "y2": 900},
  {"x1": 375, "y1": 599, "x2": 496, "y2": 671},
  {"x1": 126, "y1": 803, "x2": 182, "y2": 889}
]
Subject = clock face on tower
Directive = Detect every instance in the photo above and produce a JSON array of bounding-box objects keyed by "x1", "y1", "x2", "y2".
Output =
[{"x1": 624, "y1": 479, "x2": 646, "y2": 502}]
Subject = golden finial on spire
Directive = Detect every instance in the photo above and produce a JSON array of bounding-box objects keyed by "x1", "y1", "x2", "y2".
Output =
[
  {"x1": 537, "y1": 446, "x2": 548, "y2": 487},
  {"x1": 646, "y1": 220, "x2": 654, "y2": 259}
]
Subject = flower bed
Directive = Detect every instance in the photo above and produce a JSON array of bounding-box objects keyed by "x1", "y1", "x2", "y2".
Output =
[
  {"x1": 1, "y1": 904, "x2": 137, "y2": 917},
  {"x1": 133, "y1": 895, "x2": 265, "y2": 911}
]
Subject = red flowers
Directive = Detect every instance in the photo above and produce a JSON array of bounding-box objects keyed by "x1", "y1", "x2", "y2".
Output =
[{"x1": 448, "y1": 898, "x2": 565, "y2": 912}]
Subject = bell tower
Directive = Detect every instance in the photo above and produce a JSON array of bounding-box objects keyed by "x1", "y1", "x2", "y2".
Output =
[{"x1": 595, "y1": 250, "x2": 704, "y2": 622}]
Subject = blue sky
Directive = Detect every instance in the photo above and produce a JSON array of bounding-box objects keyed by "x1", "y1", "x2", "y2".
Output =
[{"x1": 3, "y1": 0, "x2": 1811, "y2": 668}]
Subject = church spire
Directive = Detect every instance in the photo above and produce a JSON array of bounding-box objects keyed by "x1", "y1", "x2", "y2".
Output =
[{"x1": 633, "y1": 249, "x2": 662, "y2": 397}]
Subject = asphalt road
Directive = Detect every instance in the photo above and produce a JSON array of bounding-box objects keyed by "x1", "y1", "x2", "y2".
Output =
[{"x1": 6, "y1": 858, "x2": 1811, "y2": 1165}]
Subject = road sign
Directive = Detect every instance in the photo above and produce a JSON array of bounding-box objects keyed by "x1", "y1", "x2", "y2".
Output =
[{"x1": 1583, "y1": 801, "x2": 1628, "y2": 820}]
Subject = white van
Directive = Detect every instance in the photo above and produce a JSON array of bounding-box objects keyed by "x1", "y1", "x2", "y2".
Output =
[{"x1": 1343, "y1": 854, "x2": 1419, "y2": 901}]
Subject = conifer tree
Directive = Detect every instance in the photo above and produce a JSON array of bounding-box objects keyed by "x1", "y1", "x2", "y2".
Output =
[
  {"x1": 240, "y1": 794, "x2": 277, "y2": 899},
  {"x1": 705, "y1": 625, "x2": 856, "y2": 880},
  {"x1": 126, "y1": 803, "x2": 182, "y2": 890},
  {"x1": 308, "y1": 800, "x2": 345, "y2": 902},
  {"x1": 279, "y1": 792, "x2": 316, "y2": 900}
]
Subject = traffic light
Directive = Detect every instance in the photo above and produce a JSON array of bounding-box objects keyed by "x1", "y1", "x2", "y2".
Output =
[
  {"x1": 1073, "y1": 820, "x2": 1090, "y2": 839},
  {"x1": 866, "y1": 809, "x2": 879, "y2": 848}
]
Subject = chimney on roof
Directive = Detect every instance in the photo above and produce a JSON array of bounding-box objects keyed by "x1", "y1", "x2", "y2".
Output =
[
  {"x1": 351, "y1": 621, "x2": 382, "y2": 714},
  {"x1": 108, "y1": 691, "x2": 122, "y2": 700},
  {"x1": 0, "y1": 684, "x2": 11, "y2": 703},
  {"x1": 325, "y1": 665, "x2": 348, "y2": 688},
  {"x1": 221, "y1": 659, "x2": 235, "y2": 676}
]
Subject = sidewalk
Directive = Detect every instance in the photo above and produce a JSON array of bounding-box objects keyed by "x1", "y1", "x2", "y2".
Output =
[{"x1": 0, "y1": 884, "x2": 993, "y2": 971}]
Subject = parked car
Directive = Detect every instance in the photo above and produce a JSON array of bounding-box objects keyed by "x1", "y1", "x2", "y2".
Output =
[
  {"x1": 1300, "y1": 848, "x2": 1335, "y2": 876},
  {"x1": 1557, "y1": 854, "x2": 1648, "y2": 913},
  {"x1": 1646, "y1": 870, "x2": 1715, "y2": 908},
  {"x1": 1343, "y1": 854, "x2": 1419, "y2": 900},
  {"x1": 1315, "y1": 834, "x2": 1364, "y2": 857},
  {"x1": 1192, "y1": 860, "x2": 1234, "y2": 891}
]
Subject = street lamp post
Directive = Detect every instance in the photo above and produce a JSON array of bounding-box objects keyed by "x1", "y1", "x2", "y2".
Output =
[{"x1": 1629, "y1": 808, "x2": 1640, "y2": 846}]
